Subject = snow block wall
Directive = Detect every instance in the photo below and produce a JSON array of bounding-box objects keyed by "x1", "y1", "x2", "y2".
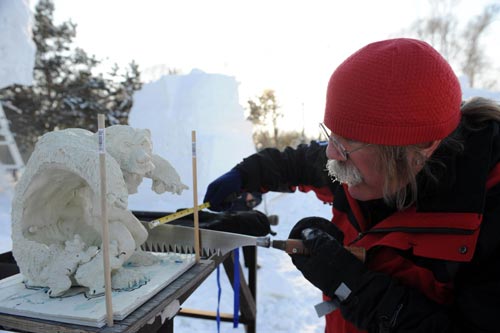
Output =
[
  {"x1": 128, "y1": 69, "x2": 256, "y2": 212},
  {"x1": 0, "y1": 0, "x2": 36, "y2": 89},
  {"x1": 0, "y1": 0, "x2": 35, "y2": 253}
]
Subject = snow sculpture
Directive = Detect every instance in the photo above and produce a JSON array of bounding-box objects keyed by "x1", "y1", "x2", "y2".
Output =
[{"x1": 11, "y1": 125, "x2": 188, "y2": 297}]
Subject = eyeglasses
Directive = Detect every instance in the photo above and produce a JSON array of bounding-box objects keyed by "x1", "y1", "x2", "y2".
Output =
[{"x1": 319, "y1": 123, "x2": 372, "y2": 160}]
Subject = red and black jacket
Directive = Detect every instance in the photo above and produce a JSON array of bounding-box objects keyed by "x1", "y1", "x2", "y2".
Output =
[{"x1": 235, "y1": 121, "x2": 500, "y2": 332}]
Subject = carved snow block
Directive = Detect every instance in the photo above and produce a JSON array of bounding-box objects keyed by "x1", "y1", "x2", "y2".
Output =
[{"x1": 10, "y1": 126, "x2": 188, "y2": 298}]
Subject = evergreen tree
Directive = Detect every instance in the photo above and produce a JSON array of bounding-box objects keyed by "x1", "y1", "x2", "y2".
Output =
[{"x1": 0, "y1": 0, "x2": 142, "y2": 158}]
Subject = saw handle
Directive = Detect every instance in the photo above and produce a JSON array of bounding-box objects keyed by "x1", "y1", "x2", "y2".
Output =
[{"x1": 272, "y1": 239, "x2": 366, "y2": 262}]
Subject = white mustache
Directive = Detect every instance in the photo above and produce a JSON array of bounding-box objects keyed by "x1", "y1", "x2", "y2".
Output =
[{"x1": 326, "y1": 159, "x2": 363, "y2": 186}]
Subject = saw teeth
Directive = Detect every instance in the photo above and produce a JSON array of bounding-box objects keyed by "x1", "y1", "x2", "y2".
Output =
[{"x1": 142, "y1": 242, "x2": 223, "y2": 256}]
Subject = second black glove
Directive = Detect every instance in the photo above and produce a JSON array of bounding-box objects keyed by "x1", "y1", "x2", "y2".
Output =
[{"x1": 289, "y1": 218, "x2": 366, "y2": 301}]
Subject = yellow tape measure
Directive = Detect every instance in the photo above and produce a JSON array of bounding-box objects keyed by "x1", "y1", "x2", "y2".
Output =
[{"x1": 148, "y1": 202, "x2": 211, "y2": 229}]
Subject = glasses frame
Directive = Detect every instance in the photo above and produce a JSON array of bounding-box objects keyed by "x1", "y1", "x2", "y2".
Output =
[{"x1": 319, "y1": 123, "x2": 372, "y2": 160}]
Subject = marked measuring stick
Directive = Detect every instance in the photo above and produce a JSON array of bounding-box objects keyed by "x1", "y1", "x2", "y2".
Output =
[
  {"x1": 98, "y1": 114, "x2": 113, "y2": 327},
  {"x1": 148, "y1": 202, "x2": 211, "y2": 229},
  {"x1": 192, "y1": 130, "x2": 201, "y2": 262}
]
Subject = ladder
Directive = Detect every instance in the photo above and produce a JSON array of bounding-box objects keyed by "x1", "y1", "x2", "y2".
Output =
[{"x1": 0, "y1": 103, "x2": 24, "y2": 173}]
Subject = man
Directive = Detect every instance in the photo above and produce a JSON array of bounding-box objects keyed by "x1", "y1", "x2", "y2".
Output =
[{"x1": 203, "y1": 38, "x2": 500, "y2": 332}]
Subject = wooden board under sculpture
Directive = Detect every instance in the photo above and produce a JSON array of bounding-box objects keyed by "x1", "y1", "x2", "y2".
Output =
[
  {"x1": 0, "y1": 125, "x2": 192, "y2": 327},
  {"x1": 0, "y1": 253, "x2": 195, "y2": 327}
]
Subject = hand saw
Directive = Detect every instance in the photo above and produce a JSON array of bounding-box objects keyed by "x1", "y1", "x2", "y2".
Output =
[
  {"x1": 141, "y1": 223, "x2": 270, "y2": 257},
  {"x1": 141, "y1": 223, "x2": 365, "y2": 261}
]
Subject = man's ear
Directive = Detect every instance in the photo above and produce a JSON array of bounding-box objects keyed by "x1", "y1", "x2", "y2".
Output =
[{"x1": 420, "y1": 140, "x2": 441, "y2": 158}]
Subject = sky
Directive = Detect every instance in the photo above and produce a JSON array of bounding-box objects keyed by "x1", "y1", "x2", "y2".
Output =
[{"x1": 36, "y1": 0, "x2": 500, "y2": 136}]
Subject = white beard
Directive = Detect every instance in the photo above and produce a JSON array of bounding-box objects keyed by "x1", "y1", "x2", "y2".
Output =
[{"x1": 326, "y1": 159, "x2": 363, "y2": 186}]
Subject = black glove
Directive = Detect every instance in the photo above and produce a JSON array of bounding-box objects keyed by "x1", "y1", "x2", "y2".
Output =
[
  {"x1": 203, "y1": 168, "x2": 242, "y2": 211},
  {"x1": 172, "y1": 210, "x2": 272, "y2": 237},
  {"x1": 207, "y1": 211, "x2": 272, "y2": 237},
  {"x1": 289, "y1": 217, "x2": 366, "y2": 301},
  {"x1": 288, "y1": 216, "x2": 344, "y2": 242}
]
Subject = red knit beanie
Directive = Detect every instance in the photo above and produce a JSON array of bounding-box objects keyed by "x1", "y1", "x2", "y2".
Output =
[{"x1": 324, "y1": 38, "x2": 462, "y2": 145}]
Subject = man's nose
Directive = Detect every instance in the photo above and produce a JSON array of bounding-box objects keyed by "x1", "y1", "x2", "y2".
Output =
[{"x1": 326, "y1": 142, "x2": 345, "y2": 161}]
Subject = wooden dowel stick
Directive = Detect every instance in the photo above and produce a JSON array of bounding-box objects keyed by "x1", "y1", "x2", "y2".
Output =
[
  {"x1": 191, "y1": 130, "x2": 201, "y2": 262},
  {"x1": 98, "y1": 114, "x2": 113, "y2": 327}
]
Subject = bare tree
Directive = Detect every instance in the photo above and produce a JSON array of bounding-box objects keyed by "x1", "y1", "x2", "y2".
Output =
[
  {"x1": 403, "y1": 0, "x2": 500, "y2": 88},
  {"x1": 246, "y1": 90, "x2": 317, "y2": 150},
  {"x1": 461, "y1": 4, "x2": 500, "y2": 88},
  {"x1": 247, "y1": 89, "x2": 282, "y2": 147},
  {"x1": 408, "y1": 0, "x2": 461, "y2": 60}
]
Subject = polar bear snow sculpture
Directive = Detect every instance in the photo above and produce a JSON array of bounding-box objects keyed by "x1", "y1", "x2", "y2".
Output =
[{"x1": 11, "y1": 125, "x2": 188, "y2": 297}]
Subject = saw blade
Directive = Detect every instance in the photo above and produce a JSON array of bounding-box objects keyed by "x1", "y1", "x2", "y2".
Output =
[{"x1": 141, "y1": 223, "x2": 271, "y2": 257}]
